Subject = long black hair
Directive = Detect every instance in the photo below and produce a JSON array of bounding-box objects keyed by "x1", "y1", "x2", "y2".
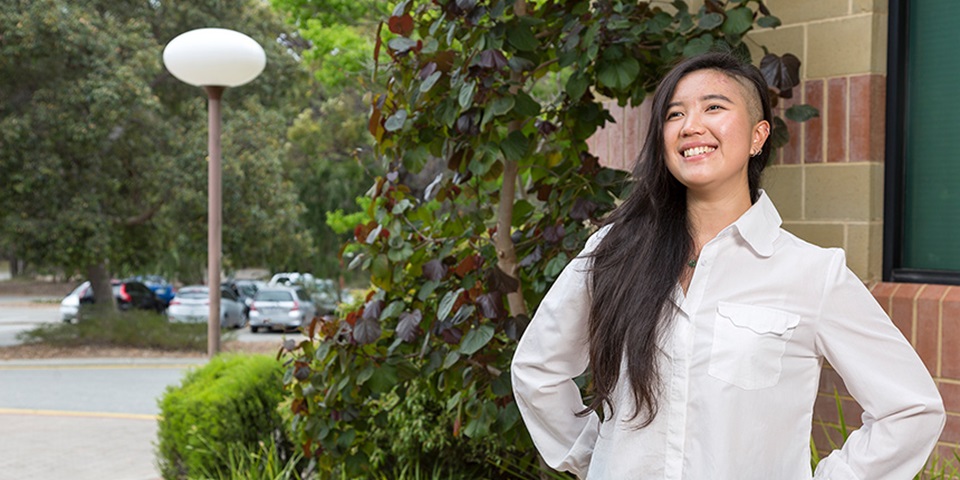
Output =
[{"x1": 584, "y1": 52, "x2": 774, "y2": 426}]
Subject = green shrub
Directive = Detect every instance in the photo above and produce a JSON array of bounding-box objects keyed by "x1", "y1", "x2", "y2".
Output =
[
  {"x1": 157, "y1": 354, "x2": 292, "y2": 479},
  {"x1": 17, "y1": 307, "x2": 212, "y2": 351}
]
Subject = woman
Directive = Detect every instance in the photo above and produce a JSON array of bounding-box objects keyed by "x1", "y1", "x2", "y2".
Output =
[{"x1": 511, "y1": 53, "x2": 944, "y2": 479}]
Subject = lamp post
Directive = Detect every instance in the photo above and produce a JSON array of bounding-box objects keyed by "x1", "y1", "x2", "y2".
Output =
[{"x1": 162, "y1": 28, "x2": 266, "y2": 357}]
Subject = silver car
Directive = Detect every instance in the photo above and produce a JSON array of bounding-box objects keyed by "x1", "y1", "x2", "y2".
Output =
[
  {"x1": 167, "y1": 286, "x2": 246, "y2": 328},
  {"x1": 248, "y1": 286, "x2": 317, "y2": 333}
]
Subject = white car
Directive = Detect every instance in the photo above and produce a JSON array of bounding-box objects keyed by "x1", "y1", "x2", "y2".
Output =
[
  {"x1": 166, "y1": 286, "x2": 246, "y2": 328},
  {"x1": 248, "y1": 286, "x2": 317, "y2": 333},
  {"x1": 267, "y1": 272, "x2": 315, "y2": 287},
  {"x1": 59, "y1": 282, "x2": 89, "y2": 323}
]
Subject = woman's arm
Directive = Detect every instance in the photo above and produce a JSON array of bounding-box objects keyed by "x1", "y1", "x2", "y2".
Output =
[
  {"x1": 813, "y1": 250, "x2": 945, "y2": 480},
  {"x1": 511, "y1": 229, "x2": 607, "y2": 477}
]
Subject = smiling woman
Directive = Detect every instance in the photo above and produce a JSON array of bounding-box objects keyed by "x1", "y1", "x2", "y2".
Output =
[{"x1": 511, "y1": 52, "x2": 945, "y2": 480}]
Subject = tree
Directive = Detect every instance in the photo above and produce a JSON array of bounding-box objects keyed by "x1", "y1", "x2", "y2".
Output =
[
  {"x1": 272, "y1": 0, "x2": 389, "y2": 280},
  {"x1": 282, "y1": 0, "x2": 814, "y2": 477},
  {"x1": 0, "y1": 0, "x2": 314, "y2": 294}
]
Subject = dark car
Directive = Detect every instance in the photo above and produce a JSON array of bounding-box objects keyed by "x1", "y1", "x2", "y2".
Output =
[
  {"x1": 60, "y1": 280, "x2": 166, "y2": 322},
  {"x1": 222, "y1": 279, "x2": 265, "y2": 317},
  {"x1": 128, "y1": 275, "x2": 176, "y2": 308}
]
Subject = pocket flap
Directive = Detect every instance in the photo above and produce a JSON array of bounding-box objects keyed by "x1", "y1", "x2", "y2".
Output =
[{"x1": 717, "y1": 302, "x2": 800, "y2": 335}]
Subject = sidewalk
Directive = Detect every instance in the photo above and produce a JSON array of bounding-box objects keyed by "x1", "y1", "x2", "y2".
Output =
[{"x1": 0, "y1": 356, "x2": 206, "y2": 480}]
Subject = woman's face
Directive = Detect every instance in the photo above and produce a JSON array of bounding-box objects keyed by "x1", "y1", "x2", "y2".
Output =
[{"x1": 662, "y1": 69, "x2": 769, "y2": 199}]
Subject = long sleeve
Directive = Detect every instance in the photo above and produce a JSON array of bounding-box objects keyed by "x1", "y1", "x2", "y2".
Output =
[
  {"x1": 813, "y1": 250, "x2": 945, "y2": 479},
  {"x1": 511, "y1": 230, "x2": 607, "y2": 477}
]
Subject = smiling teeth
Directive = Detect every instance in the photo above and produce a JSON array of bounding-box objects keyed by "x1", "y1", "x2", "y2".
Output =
[{"x1": 683, "y1": 146, "x2": 715, "y2": 157}]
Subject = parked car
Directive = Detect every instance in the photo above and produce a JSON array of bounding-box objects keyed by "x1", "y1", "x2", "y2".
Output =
[
  {"x1": 267, "y1": 272, "x2": 315, "y2": 287},
  {"x1": 166, "y1": 285, "x2": 247, "y2": 329},
  {"x1": 311, "y1": 278, "x2": 354, "y2": 314},
  {"x1": 222, "y1": 279, "x2": 265, "y2": 317},
  {"x1": 59, "y1": 280, "x2": 165, "y2": 323},
  {"x1": 128, "y1": 275, "x2": 176, "y2": 308},
  {"x1": 248, "y1": 286, "x2": 317, "y2": 333}
]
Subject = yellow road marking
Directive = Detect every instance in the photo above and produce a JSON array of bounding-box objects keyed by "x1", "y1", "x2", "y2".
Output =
[
  {"x1": 0, "y1": 408, "x2": 158, "y2": 420},
  {"x1": 0, "y1": 363, "x2": 200, "y2": 371}
]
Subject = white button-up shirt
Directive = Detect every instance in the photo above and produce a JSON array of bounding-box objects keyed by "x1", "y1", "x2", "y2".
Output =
[{"x1": 511, "y1": 192, "x2": 944, "y2": 480}]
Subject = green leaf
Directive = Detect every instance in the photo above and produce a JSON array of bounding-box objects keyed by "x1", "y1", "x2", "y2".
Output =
[
  {"x1": 597, "y1": 56, "x2": 640, "y2": 90},
  {"x1": 511, "y1": 200, "x2": 535, "y2": 227},
  {"x1": 500, "y1": 130, "x2": 530, "y2": 162},
  {"x1": 488, "y1": 96, "x2": 515, "y2": 116},
  {"x1": 356, "y1": 365, "x2": 375, "y2": 385},
  {"x1": 459, "y1": 324, "x2": 494, "y2": 355},
  {"x1": 770, "y1": 116, "x2": 790, "y2": 149},
  {"x1": 438, "y1": 288, "x2": 463, "y2": 320},
  {"x1": 566, "y1": 72, "x2": 589, "y2": 100},
  {"x1": 458, "y1": 82, "x2": 476, "y2": 108},
  {"x1": 446, "y1": 391, "x2": 462, "y2": 411},
  {"x1": 544, "y1": 252, "x2": 569, "y2": 279},
  {"x1": 506, "y1": 25, "x2": 537, "y2": 51},
  {"x1": 513, "y1": 91, "x2": 540, "y2": 117},
  {"x1": 379, "y1": 300, "x2": 406, "y2": 320},
  {"x1": 384, "y1": 109, "x2": 407, "y2": 132},
  {"x1": 683, "y1": 34, "x2": 715, "y2": 58},
  {"x1": 418, "y1": 280, "x2": 440, "y2": 301},
  {"x1": 785, "y1": 104, "x2": 820, "y2": 122},
  {"x1": 757, "y1": 15, "x2": 781, "y2": 29},
  {"x1": 367, "y1": 364, "x2": 398, "y2": 394},
  {"x1": 722, "y1": 6, "x2": 754, "y2": 36},
  {"x1": 442, "y1": 350, "x2": 460, "y2": 370},
  {"x1": 419, "y1": 71, "x2": 442, "y2": 93},
  {"x1": 698, "y1": 12, "x2": 724, "y2": 30}
]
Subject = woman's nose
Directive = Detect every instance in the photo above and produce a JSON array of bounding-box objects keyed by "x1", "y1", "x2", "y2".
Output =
[{"x1": 681, "y1": 113, "x2": 704, "y2": 136}]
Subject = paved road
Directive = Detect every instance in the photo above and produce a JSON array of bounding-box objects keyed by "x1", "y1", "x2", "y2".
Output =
[
  {"x1": 0, "y1": 297, "x2": 305, "y2": 480},
  {"x1": 0, "y1": 357, "x2": 205, "y2": 480},
  {"x1": 0, "y1": 297, "x2": 61, "y2": 347}
]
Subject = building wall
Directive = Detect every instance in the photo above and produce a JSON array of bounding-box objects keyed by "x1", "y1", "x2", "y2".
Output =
[{"x1": 588, "y1": 0, "x2": 959, "y2": 464}]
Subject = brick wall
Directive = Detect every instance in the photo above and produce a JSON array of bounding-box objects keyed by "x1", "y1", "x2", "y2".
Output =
[{"x1": 815, "y1": 284, "x2": 960, "y2": 458}]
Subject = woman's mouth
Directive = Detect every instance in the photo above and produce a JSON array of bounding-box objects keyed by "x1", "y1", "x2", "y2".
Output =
[{"x1": 682, "y1": 146, "x2": 716, "y2": 158}]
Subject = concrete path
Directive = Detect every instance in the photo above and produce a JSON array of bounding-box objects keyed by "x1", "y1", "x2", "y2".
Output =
[{"x1": 0, "y1": 357, "x2": 206, "y2": 480}]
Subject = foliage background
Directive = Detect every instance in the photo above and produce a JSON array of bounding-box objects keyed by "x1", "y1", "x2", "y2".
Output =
[{"x1": 280, "y1": 0, "x2": 814, "y2": 477}]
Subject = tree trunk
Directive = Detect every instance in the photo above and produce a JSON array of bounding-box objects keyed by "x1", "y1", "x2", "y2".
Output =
[
  {"x1": 495, "y1": 157, "x2": 527, "y2": 318},
  {"x1": 86, "y1": 261, "x2": 116, "y2": 317}
]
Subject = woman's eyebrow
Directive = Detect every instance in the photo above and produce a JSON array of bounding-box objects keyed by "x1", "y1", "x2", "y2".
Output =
[
  {"x1": 701, "y1": 93, "x2": 733, "y2": 103},
  {"x1": 666, "y1": 93, "x2": 734, "y2": 109}
]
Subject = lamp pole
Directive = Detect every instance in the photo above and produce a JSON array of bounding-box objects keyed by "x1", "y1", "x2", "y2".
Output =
[
  {"x1": 206, "y1": 85, "x2": 224, "y2": 356},
  {"x1": 162, "y1": 28, "x2": 265, "y2": 357}
]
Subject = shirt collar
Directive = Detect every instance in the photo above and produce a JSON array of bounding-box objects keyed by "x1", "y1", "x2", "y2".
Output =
[{"x1": 729, "y1": 189, "x2": 782, "y2": 257}]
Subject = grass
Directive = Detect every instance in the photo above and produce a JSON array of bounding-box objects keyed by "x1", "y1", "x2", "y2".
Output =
[{"x1": 16, "y1": 307, "x2": 234, "y2": 352}]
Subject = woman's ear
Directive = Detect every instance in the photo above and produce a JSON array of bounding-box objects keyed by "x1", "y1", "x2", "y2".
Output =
[{"x1": 752, "y1": 120, "x2": 771, "y2": 153}]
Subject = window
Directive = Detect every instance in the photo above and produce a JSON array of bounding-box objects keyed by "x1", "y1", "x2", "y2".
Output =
[{"x1": 884, "y1": 0, "x2": 960, "y2": 285}]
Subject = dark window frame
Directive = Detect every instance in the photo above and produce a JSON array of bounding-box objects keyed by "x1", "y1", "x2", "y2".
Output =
[{"x1": 883, "y1": 0, "x2": 960, "y2": 286}]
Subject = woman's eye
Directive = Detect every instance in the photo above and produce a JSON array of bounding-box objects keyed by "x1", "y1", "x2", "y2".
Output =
[
  {"x1": 666, "y1": 111, "x2": 682, "y2": 120},
  {"x1": 706, "y1": 104, "x2": 724, "y2": 111}
]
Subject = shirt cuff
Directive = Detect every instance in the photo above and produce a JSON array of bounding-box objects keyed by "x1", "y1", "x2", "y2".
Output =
[{"x1": 813, "y1": 452, "x2": 860, "y2": 480}]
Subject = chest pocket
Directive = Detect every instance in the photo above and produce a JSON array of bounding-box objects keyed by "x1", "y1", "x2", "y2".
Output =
[{"x1": 708, "y1": 302, "x2": 801, "y2": 390}]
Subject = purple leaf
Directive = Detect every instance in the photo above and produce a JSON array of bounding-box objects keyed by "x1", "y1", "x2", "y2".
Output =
[
  {"x1": 476, "y1": 293, "x2": 504, "y2": 320},
  {"x1": 519, "y1": 246, "x2": 542, "y2": 267},
  {"x1": 760, "y1": 53, "x2": 801, "y2": 93},
  {"x1": 570, "y1": 198, "x2": 598, "y2": 221},
  {"x1": 353, "y1": 317, "x2": 382, "y2": 345},
  {"x1": 396, "y1": 310, "x2": 422, "y2": 342},
  {"x1": 485, "y1": 266, "x2": 520, "y2": 294},
  {"x1": 423, "y1": 259, "x2": 447, "y2": 281},
  {"x1": 362, "y1": 300, "x2": 383, "y2": 322},
  {"x1": 543, "y1": 223, "x2": 565, "y2": 243}
]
